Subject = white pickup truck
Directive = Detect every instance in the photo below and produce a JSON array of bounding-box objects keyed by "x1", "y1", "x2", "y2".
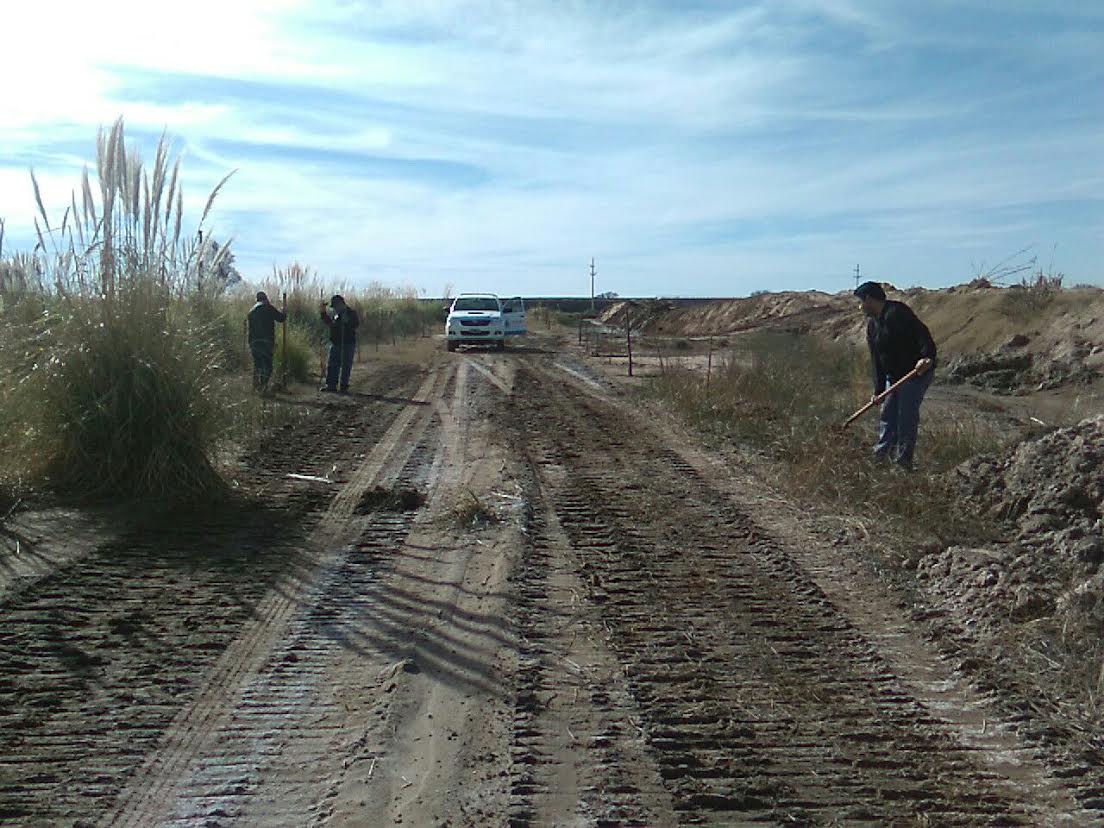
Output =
[{"x1": 445, "y1": 293, "x2": 526, "y2": 351}]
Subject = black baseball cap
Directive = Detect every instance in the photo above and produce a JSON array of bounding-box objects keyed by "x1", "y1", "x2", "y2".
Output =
[{"x1": 854, "y1": 281, "x2": 886, "y2": 301}]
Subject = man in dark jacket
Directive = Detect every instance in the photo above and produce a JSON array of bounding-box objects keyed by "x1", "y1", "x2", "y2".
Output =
[
  {"x1": 246, "y1": 291, "x2": 286, "y2": 393},
  {"x1": 855, "y1": 282, "x2": 937, "y2": 470},
  {"x1": 320, "y1": 294, "x2": 359, "y2": 393}
]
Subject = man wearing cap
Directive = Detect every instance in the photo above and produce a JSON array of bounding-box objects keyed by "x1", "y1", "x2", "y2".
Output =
[
  {"x1": 320, "y1": 294, "x2": 359, "y2": 393},
  {"x1": 246, "y1": 291, "x2": 286, "y2": 393},
  {"x1": 854, "y1": 282, "x2": 937, "y2": 470}
]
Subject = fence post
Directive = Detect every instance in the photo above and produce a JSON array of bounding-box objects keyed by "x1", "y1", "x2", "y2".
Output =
[
  {"x1": 626, "y1": 310, "x2": 633, "y2": 377},
  {"x1": 281, "y1": 291, "x2": 288, "y2": 389},
  {"x1": 706, "y1": 335, "x2": 713, "y2": 396}
]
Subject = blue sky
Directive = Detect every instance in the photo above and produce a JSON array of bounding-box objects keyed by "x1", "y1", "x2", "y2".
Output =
[{"x1": 1, "y1": 0, "x2": 1101, "y2": 297}]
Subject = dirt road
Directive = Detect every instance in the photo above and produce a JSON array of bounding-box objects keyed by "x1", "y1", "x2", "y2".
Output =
[{"x1": 1, "y1": 337, "x2": 1100, "y2": 826}]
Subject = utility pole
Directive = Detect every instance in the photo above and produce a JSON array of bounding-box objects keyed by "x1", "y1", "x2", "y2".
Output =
[
  {"x1": 590, "y1": 257, "x2": 597, "y2": 313},
  {"x1": 854, "y1": 263, "x2": 861, "y2": 288}
]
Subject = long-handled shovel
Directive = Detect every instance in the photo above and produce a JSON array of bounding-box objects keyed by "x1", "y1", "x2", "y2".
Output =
[{"x1": 840, "y1": 366, "x2": 922, "y2": 430}]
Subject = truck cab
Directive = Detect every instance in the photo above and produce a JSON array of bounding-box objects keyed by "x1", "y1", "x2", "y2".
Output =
[{"x1": 446, "y1": 294, "x2": 526, "y2": 351}]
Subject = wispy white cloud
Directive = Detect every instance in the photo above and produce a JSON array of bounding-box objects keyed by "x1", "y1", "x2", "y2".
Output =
[{"x1": 1, "y1": 0, "x2": 1101, "y2": 294}]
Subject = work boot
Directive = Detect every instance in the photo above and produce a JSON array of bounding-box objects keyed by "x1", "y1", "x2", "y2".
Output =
[{"x1": 319, "y1": 386, "x2": 337, "y2": 393}]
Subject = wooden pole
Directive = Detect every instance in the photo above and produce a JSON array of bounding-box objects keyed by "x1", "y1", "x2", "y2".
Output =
[
  {"x1": 318, "y1": 289, "x2": 325, "y2": 384},
  {"x1": 281, "y1": 291, "x2": 288, "y2": 389},
  {"x1": 706, "y1": 335, "x2": 713, "y2": 396},
  {"x1": 626, "y1": 310, "x2": 633, "y2": 377},
  {"x1": 840, "y1": 366, "x2": 923, "y2": 429}
]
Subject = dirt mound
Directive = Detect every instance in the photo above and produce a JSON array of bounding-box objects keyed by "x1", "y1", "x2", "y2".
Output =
[
  {"x1": 602, "y1": 292, "x2": 858, "y2": 339},
  {"x1": 944, "y1": 345, "x2": 1099, "y2": 394},
  {"x1": 600, "y1": 284, "x2": 1104, "y2": 393},
  {"x1": 355, "y1": 485, "x2": 426, "y2": 513},
  {"x1": 600, "y1": 300, "x2": 677, "y2": 331},
  {"x1": 956, "y1": 415, "x2": 1103, "y2": 547},
  {"x1": 918, "y1": 417, "x2": 1104, "y2": 632}
]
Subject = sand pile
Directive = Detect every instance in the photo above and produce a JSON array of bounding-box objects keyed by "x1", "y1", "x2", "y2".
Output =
[{"x1": 917, "y1": 416, "x2": 1104, "y2": 632}]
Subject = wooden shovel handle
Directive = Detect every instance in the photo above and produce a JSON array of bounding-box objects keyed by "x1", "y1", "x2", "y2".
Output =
[{"x1": 841, "y1": 366, "x2": 923, "y2": 429}]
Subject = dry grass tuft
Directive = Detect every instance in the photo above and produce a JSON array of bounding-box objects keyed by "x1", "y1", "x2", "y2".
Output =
[
  {"x1": 647, "y1": 331, "x2": 1007, "y2": 541},
  {"x1": 451, "y1": 489, "x2": 499, "y2": 529}
]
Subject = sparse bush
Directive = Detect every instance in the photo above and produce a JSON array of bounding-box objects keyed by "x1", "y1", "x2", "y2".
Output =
[
  {"x1": 192, "y1": 292, "x2": 250, "y2": 372},
  {"x1": 273, "y1": 322, "x2": 318, "y2": 384},
  {"x1": 451, "y1": 489, "x2": 498, "y2": 528},
  {"x1": 999, "y1": 269, "x2": 1063, "y2": 321}
]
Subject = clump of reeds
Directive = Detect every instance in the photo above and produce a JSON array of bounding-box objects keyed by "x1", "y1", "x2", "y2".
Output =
[
  {"x1": 0, "y1": 118, "x2": 236, "y2": 501},
  {"x1": 255, "y1": 265, "x2": 442, "y2": 352}
]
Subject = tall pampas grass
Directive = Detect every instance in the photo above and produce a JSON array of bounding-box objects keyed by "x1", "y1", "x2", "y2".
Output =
[{"x1": 1, "y1": 118, "x2": 237, "y2": 501}]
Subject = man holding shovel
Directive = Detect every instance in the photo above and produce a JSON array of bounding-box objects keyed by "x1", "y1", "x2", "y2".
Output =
[
  {"x1": 319, "y1": 294, "x2": 359, "y2": 394},
  {"x1": 854, "y1": 282, "x2": 937, "y2": 470}
]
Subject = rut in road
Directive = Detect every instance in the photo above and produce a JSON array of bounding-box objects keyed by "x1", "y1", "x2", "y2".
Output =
[
  {"x1": 0, "y1": 365, "x2": 428, "y2": 826},
  {"x1": 502, "y1": 359, "x2": 1086, "y2": 826},
  {"x1": 102, "y1": 366, "x2": 447, "y2": 827}
]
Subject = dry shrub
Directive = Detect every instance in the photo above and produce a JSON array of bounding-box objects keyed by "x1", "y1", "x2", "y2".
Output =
[
  {"x1": 452, "y1": 489, "x2": 498, "y2": 529},
  {"x1": 0, "y1": 119, "x2": 235, "y2": 502},
  {"x1": 648, "y1": 332, "x2": 1005, "y2": 540},
  {"x1": 999, "y1": 269, "x2": 1064, "y2": 322}
]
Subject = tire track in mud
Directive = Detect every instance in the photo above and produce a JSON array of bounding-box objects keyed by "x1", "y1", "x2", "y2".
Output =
[
  {"x1": 502, "y1": 360, "x2": 1087, "y2": 826},
  {"x1": 508, "y1": 459, "x2": 678, "y2": 827},
  {"x1": 0, "y1": 366, "x2": 426, "y2": 826},
  {"x1": 103, "y1": 366, "x2": 448, "y2": 827},
  {"x1": 160, "y1": 416, "x2": 446, "y2": 827}
]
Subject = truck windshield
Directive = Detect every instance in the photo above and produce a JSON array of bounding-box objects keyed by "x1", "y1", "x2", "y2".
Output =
[{"x1": 453, "y1": 297, "x2": 500, "y2": 311}]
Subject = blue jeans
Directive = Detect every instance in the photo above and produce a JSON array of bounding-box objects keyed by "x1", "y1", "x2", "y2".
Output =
[
  {"x1": 874, "y1": 371, "x2": 933, "y2": 469},
  {"x1": 250, "y1": 340, "x2": 274, "y2": 391},
  {"x1": 326, "y1": 342, "x2": 356, "y2": 390}
]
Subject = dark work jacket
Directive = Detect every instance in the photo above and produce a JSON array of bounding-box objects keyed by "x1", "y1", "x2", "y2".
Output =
[
  {"x1": 246, "y1": 302, "x2": 286, "y2": 344},
  {"x1": 322, "y1": 307, "x2": 359, "y2": 346},
  {"x1": 866, "y1": 300, "x2": 937, "y2": 392}
]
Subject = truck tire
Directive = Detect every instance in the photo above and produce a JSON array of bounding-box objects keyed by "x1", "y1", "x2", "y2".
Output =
[{"x1": 447, "y1": 340, "x2": 457, "y2": 352}]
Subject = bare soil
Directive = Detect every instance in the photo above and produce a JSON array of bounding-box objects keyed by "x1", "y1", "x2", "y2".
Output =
[{"x1": 1, "y1": 333, "x2": 1102, "y2": 826}]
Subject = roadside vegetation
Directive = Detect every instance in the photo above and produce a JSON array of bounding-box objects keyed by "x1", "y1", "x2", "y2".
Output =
[
  {"x1": 0, "y1": 120, "x2": 442, "y2": 506},
  {"x1": 0, "y1": 120, "x2": 233, "y2": 502},
  {"x1": 646, "y1": 331, "x2": 1009, "y2": 542},
  {"x1": 998, "y1": 269, "x2": 1065, "y2": 322}
]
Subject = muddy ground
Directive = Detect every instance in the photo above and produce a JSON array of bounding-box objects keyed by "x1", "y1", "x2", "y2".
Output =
[{"x1": 1, "y1": 332, "x2": 1102, "y2": 826}]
